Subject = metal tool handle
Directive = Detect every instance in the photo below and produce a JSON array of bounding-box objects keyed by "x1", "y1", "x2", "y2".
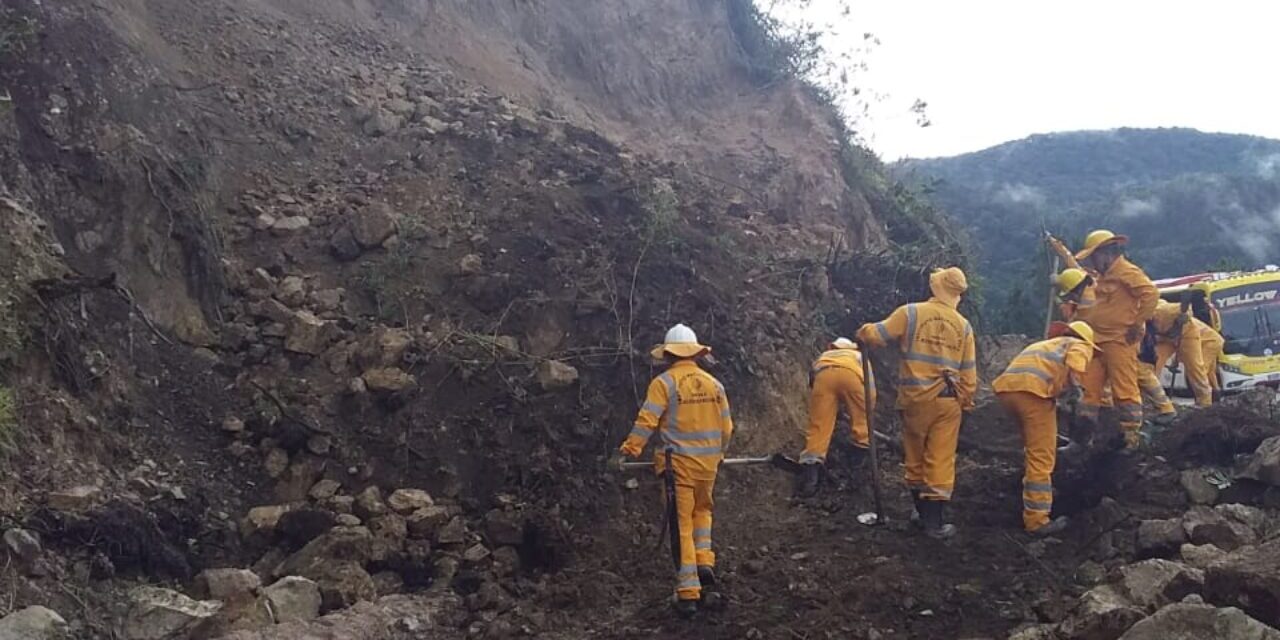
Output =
[
  {"x1": 619, "y1": 455, "x2": 774, "y2": 470},
  {"x1": 859, "y1": 340, "x2": 886, "y2": 524}
]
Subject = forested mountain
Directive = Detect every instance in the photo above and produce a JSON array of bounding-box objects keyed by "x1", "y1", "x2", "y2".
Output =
[{"x1": 898, "y1": 128, "x2": 1280, "y2": 333}]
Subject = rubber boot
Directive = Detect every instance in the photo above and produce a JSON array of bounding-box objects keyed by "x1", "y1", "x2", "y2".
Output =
[
  {"x1": 921, "y1": 500, "x2": 956, "y2": 540},
  {"x1": 674, "y1": 599, "x2": 698, "y2": 619},
  {"x1": 1029, "y1": 516, "x2": 1069, "y2": 537},
  {"x1": 797, "y1": 463, "x2": 822, "y2": 498},
  {"x1": 1152, "y1": 411, "x2": 1177, "y2": 426},
  {"x1": 909, "y1": 489, "x2": 923, "y2": 528},
  {"x1": 697, "y1": 566, "x2": 717, "y2": 589}
]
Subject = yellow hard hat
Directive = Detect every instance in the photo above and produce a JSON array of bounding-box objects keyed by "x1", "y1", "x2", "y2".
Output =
[
  {"x1": 1066, "y1": 321, "x2": 1101, "y2": 351},
  {"x1": 1056, "y1": 268, "x2": 1090, "y2": 296},
  {"x1": 1075, "y1": 229, "x2": 1129, "y2": 260}
]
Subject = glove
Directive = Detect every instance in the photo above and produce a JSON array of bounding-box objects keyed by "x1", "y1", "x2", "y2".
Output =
[
  {"x1": 1125, "y1": 324, "x2": 1143, "y2": 345},
  {"x1": 608, "y1": 454, "x2": 628, "y2": 473}
]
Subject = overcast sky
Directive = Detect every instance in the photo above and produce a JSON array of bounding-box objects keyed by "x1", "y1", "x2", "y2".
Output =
[{"x1": 778, "y1": 1, "x2": 1280, "y2": 160}]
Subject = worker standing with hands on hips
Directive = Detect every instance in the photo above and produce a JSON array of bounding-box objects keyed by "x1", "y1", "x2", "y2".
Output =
[
  {"x1": 796, "y1": 338, "x2": 876, "y2": 498},
  {"x1": 993, "y1": 320, "x2": 1100, "y2": 536},
  {"x1": 614, "y1": 323, "x2": 733, "y2": 619},
  {"x1": 857, "y1": 267, "x2": 977, "y2": 539},
  {"x1": 1052, "y1": 230, "x2": 1158, "y2": 450}
]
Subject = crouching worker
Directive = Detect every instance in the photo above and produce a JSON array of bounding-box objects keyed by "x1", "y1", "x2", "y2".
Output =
[
  {"x1": 615, "y1": 323, "x2": 733, "y2": 618},
  {"x1": 797, "y1": 338, "x2": 876, "y2": 497},
  {"x1": 993, "y1": 321, "x2": 1100, "y2": 536}
]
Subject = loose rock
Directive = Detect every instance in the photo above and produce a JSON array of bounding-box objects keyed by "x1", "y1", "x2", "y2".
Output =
[
  {"x1": 193, "y1": 568, "x2": 262, "y2": 604},
  {"x1": 352, "y1": 203, "x2": 398, "y2": 249},
  {"x1": 0, "y1": 606, "x2": 67, "y2": 640},
  {"x1": 47, "y1": 485, "x2": 100, "y2": 511},
  {"x1": 1238, "y1": 435, "x2": 1280, "y2": 486},
  {"x1": 1204, "y1": 538, "x2": 1280, "y2": 626},
  {"x1": 1117, "y1": 602, "x2": 1280, "y2": 639},
  {"x1": 1136, "y1": 518, "x2": 1187, "y2": 559},
  {"x1": 3, "y1": 528, "x2": 42, "y2": 563},
  {"x1": 262, "y1": 576, "x2": 322, "y2": 623},
  {"x1": 387, "y1": 489, "x2": 434, "y2": 514},
  {"x1": 1057, "y1": 584, "x2": 1145, "y2": 640},
  {"x1": 123, "y1": 586, "x2": 222, "y2": 640},
  {"x1": 1116, "y1": 559, "x2": 1204, "y2": 611},
  {"x1": 362, "y1": 367, "x2": 417, "y2": 393},
  {"x1": 354, "y1": 486, "x2": 388, "y2": 520},
  {"x1": 535, "y1": 360, "x2": 578, "y2": 390}
]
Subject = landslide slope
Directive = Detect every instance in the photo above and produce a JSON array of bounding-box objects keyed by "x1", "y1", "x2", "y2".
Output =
[{"x1": 0, "y1": 0, "x2": 960, "y2": 637}]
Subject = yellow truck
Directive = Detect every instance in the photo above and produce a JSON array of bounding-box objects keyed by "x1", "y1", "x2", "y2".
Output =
[{"x1": 1155, "y1": 267, "x2": 1280, "y2": 393}]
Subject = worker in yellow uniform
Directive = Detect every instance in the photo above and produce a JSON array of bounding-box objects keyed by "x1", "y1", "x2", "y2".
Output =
[
  {"x1": 993, "y1": 321, "x2": 1099, "y2": 536},
  {"x1": 1149, "y1": 300, "x2": 1212, "y2": 407},
  {"x1": 797, "y1": 338, "x2": 875, "y2": 497},
  {"x1": 616, "y1": 324, "x2": 733, "y2": 618},
  {"x1": 1201, "y1": 320, "x2": 1225, "y2": 396},
  {"x1": 857, "y1": 267, "x2": 977, "y2": 539},
  {"x1": 1060, "y1": 230, "x2": 1159, "y2": 449}
]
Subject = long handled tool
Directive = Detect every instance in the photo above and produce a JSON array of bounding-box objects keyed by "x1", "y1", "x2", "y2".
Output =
[
  {"x1": 618, "y1": 452, "x2": 803, "y2": 473},
  {"x1": 1042, "y1": 226, "x2": 1061, "y2": 338},
  {"x1": 661, "y1": 448, "x2": 680, "y2": 568},
  {"x1": 858, "y1": 341, "x2": 886, "y2": 526}
]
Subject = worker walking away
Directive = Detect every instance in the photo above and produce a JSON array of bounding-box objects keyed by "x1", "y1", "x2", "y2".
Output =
[
  {"x1": 994, "y1": 321, "x2": 1099, "y2": 536},
  {"x1": 1149, "y1": 300, "x2": 1212, "y2": 408},
  {"x1": 797, "y1": 338, "x2": 876, "y2": 498},
  {"x1": 616, "y1": 323, "x2": 733, "y2": 619},
  {"x1": 857, "y1": 267, "x2": 977, "y2": 539},
  {"x1": 1070, "y1": 230, "x2": 1159, "y2": 450}
]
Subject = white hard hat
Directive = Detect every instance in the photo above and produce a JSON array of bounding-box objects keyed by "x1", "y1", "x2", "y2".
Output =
[
  {"x1": 650, "y1": 323, "x2": 710, "y2": 360},
  {"x1": 830, "y1": 337, "x2": 857, "y2": 350}
]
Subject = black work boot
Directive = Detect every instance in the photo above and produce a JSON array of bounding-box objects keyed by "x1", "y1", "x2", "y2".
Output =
[
  {"x1": 697, "y1": 566, "x2": 717, "y2": 589},
  {"x1": 797, "y1": 463, "x2": 822, "y2": 498},
  {"x1": 674, "y1": 599, "x2": 698, "y2": 619},
  {"x1": 921, "y1": 500, "x2": 957, "y2": 540}
]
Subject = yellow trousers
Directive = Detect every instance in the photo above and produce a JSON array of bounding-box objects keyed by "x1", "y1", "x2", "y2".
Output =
[
  {"x1": 1138, "y1": 364, "x2": 1175, "y2": 415},
  {"x1": 1156, "y1": 339, "x2": 1211, "y2": 407},
  {"x1": 998, "y1": 391, "x2": 1057, "y2": 531},
  {"x1": 801, "y1": 368, "x2": 869, "y2": 463},
  {"x1": 900, "y1": 400, "x2": 962, "y2": 501},
  {"x1": 1081, "y1": 341, "x2": 1142, "y2": 436},
  {"x1": 1203, "y1": 338, "x2": 1223, "y2": 391},
  {"x1": 662, "y1": 474, "x2": 716, "y2": 601}
]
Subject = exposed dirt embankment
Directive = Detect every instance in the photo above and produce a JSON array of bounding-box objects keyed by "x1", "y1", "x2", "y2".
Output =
[{"x1": 0, "y1": 0, "x2": 932, "y2": 637}]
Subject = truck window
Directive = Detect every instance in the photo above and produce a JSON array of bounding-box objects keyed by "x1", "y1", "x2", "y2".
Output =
[{"x1": 1214, "y1": 282, "x2": 1280, "y2": 356}]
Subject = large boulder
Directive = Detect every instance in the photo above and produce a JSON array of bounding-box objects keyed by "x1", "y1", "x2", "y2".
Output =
[
  {"x1": 1057, "y1": 585, "x2": 1145, "y2": 640},
  {"x1": 1116, "y1": 559, "x2": 1204, "y2": 611},
  {"x1": 314, "y1": 562, "x2": 377, "y2": 612},
  {"x1": 261, "y1": 576, "x2": 321, "y2": 623},
  {"x1": 277, "y1": 526, "x2": 375, "y2": 578},
  {"x1": 1180, "y1": 543, "x2": 1228, "y2": 570},
  {"x1": 1182, "y1": 506, "x2": 1257, "y2": 551},
  {"x1": 1205, "y1": 538, "x2": 1280, "y2": 626},
  {"x1": 1136, "y1": 518, "x2": 1187, "y2": 558},
  {"x1": 122, "y1": 586, "x2": 222, "y2": 640},
  {"x1": 1238, "y1": 435, "x2": 1280, "y2": 486},
  {"x1": 353, "y1": 486, "x2": 388, "y2": 521},
  {"x1": 351, "y1": 203, "x2": 398, "y2": 249},
  {"x1": 0, "y1": 606, "x2": 68, "y2": 640},
  {"x1": 284, "y1": 310, "x2": 331, "y2": 356},
  {"x1": 193, "y1": 568, "x2": 261, "y2": 604},
  {"x1": 1118, "y1": 602, "x2": 1280, "y2": 640}
]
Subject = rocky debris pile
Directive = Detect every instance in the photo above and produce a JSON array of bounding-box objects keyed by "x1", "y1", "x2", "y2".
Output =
[
  {"x1": 1009, "y1": 498, "x2": 1280, "y2": 639},
  {"x1": 0, "y1": 606, "x2": 69, "y2": 640}
]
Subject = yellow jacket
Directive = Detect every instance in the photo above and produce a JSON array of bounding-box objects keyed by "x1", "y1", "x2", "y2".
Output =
[
  {"x1": 1083, "y1": 257, "x2": 1158, "y2": 343},
  {"x1": 620, "y1": 360, "x2": 733, "y2": 480},
  {"x1": 857, "y1": 299, "x2": 977, "y2": 409},
  {"x1": 810, "y1": 347, "x2": 877, "y2": 402},
  {"x1": 993, "y1": 337, "x2": 1094, "y2": 399},
  {"x1": 1059, "y1": 283, "x2": 1097, "y2": 322}
]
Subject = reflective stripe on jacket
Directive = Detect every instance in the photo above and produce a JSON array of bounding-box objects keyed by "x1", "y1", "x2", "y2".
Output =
[
  {"x1": 620, "y1": 360, "x2": 733, "y2": 479},
  {"x1": 992, "y1": 337, "x2": 1093, "y2": 399},
  {"x1": 1083, "y1": 257, "x2": 1158, "y2": 343},
  {"x1": 857, "y1": 298, "x2": 977, "y2": 409}
]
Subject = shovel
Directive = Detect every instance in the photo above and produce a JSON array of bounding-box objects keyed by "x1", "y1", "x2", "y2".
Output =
[
  {"x1": 617, "y1": 453, "x2": 803, "y2": 473},
  {"x1": 858, "y1": 341, "x2": 886, "y2": 526}
]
